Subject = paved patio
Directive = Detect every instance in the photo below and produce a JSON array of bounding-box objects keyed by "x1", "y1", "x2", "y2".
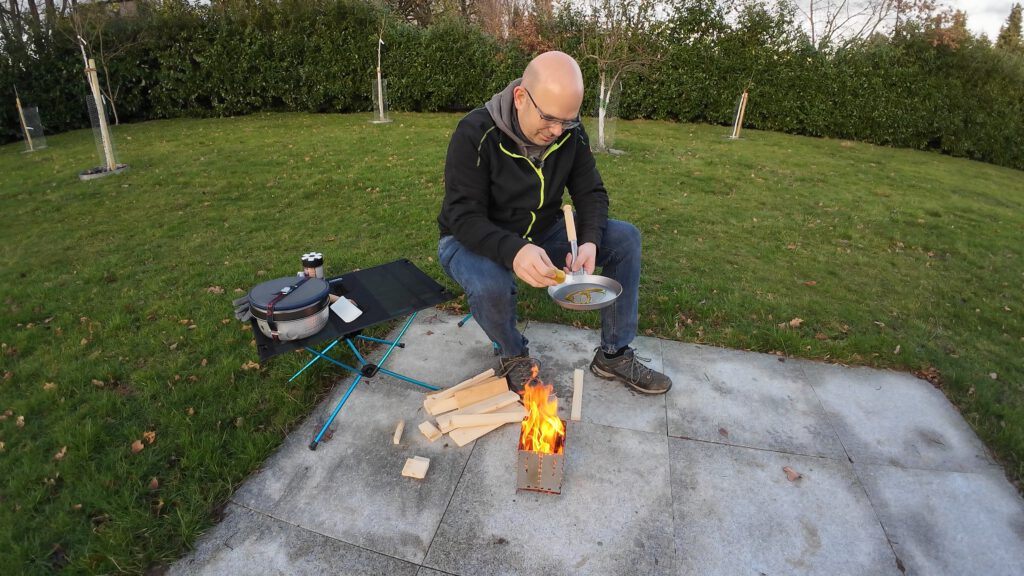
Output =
[{"x1": 171, "y1": 311, "x2": 1024, "y2": 575}]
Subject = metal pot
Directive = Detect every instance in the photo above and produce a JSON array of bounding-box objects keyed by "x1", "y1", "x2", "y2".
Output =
[{"x1": 249, "y1": 276, "x2": 330, "y2": 341}]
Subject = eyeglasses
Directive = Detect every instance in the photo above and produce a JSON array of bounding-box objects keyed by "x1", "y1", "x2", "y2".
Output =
[{"x1": 522, "y1": 87, "x2": 581, "y2": 131}]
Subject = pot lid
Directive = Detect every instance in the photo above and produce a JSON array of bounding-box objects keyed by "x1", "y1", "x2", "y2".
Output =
[{"x1": 248, "y1": 277, "x2": 329, "y2": 311}]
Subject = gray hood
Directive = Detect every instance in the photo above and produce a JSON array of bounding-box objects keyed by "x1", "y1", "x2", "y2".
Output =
[{"x1": 485, "y1": 78, "x2": 548, "y2": 161}]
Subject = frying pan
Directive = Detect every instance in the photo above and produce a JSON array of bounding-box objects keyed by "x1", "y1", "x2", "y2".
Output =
[{"x1": 547, "y1": 205, "x2": 623, "y2": 311}]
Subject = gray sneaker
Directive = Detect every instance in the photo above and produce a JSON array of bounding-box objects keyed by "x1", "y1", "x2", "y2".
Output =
[
  {"x1": 590, "y1": 348, "x2": 672, "y2": 394},
  {"x1": 498, "y1": 351, "x2": 540, "y2": 394}
]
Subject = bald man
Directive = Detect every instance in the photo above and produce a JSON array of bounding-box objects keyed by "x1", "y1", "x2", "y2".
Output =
[{"x1": 437, "y1": 51, "x2": 671, "y2": 395}]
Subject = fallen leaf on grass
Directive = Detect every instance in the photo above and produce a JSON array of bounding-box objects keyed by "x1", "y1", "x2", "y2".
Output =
[
  {"x1": 53, "y1": 446, "x2": 67, "y2": 461},
  {"x1": 893, "y1": 345, "x2": 901, "y2": 354},
  {"x1": 783, "y1": 466, "x2": 802, "y2": 481},
  {"x1": 16, "y1": 415, "x2": 25, "y2": 428},
  {"x1": 72, "y1": 503, "x2": 82, "y2": 510},
  {"x1": 206, "y1": 286, "x2": 225, "y2": 295},
  {"x1": 200, "y1": 358, "x2": 208, "y2": 367},
  {"x1": 3, "y1": 371, "x2": 11, "y2": 380},
  {"x1": 914, "y1": 366, "x2": 942, "y2": 387},
  {"x1": 91, "y1": 379, "x2": 104, "y2": 388},
  {"x1": 802, "y1": 280, "x2": 817, "y2": 286},
  {"x1": 0, "y1": 441, "x2": 5, "y2": 451},
  {"x1": 43, "y1": 382, "x2": 57, "y2": 391},
  {"x1": 143, "y1": 431, "x2": 156, "y2": 444},
  {"x1": 186, "y1": 407, "x2": 195, "y2": 416},
  {"x1": 148, "y1": 477, "x2": 159, "y2": 490},
  {"x1": 80, "y1": 338, "x2": 89, "y2": 346},
  {"x1": 221, "y1": 319, "x2": 231, "y2": 325},
  {"x1": 130, "y1": 440, "x2": 144, "y2": 454},
  {"x1": 989, "y1": 372, "x2": 998, "y2": 380},
  {"x1": 241, "y1": 361, "x2": 260, "y2": 371},
  {"x1": 178, "y1": 319, "x2": 191, "y2": 326},
  {"x1": 815, "y1": 333, "x2": 829, "y2": 341},
  {"x1": 233, "y1": 288, "x2": 245, "y2": 294},
  {"x1": 778, "y1": 317, "x2": 804, "y2": 329}
]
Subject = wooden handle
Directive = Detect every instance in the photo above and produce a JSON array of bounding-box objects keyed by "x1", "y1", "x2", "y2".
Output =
[{"x1": 562, "y1": 205, "x2": 577, "y2": 242}]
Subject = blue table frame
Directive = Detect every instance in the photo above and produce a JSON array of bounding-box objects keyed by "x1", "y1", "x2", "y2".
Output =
[{"x1": 250, "y1": 259, "x2": 456, "y2": 450}]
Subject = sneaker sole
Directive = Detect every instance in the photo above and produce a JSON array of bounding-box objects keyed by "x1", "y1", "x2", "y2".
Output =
[{"x1": 590, "y1": 363, "x2": 671, "y2": 395}]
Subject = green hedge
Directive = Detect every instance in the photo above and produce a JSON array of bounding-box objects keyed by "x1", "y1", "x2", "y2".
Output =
[{"x1": 2, "y1": 0, "x2": 1022, "y2": 170}]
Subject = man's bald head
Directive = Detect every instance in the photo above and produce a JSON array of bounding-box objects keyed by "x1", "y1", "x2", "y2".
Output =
[
  {"x1": 514, "y1": 51, "x2": 585, "y2": 146},
  {"x1": 522, "y1": 51, "x2": 585, "y2": 104}
]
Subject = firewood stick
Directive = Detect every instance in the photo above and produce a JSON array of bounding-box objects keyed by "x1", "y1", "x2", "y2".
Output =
[
  {"x1": 449, "y1": 406, "x2": 527, "y2": 429},
  {"x1": 437, "y1": 391, "x2": 520, "y2": 433},
  {"x1": 393, "y1": 420, "x2": 405, "y2": 444},
  {"x1": 423, "y1": 375, "x2": 504, "y2": 416},
  {"x1": 423, "y1": 395, "x2": 458, "y2": 416},
  {"x1": 571, "y1": 369, "x2": 583, "y2": 421},
  {"x1": 418, "y1": 421, "x2": 442, "y2": 442},
  {"x1": 453, "y1": 377, "x2": 509, "y2": 408},
  {"x1": 426, "y1": 368, "x2": 496, "y2": 400},
  {"x1": 449, "y1": 422, "x2": 505, "y2": 447},
  {"x1": 401, "y1": 456, "x2": 429, "y2": 479}
]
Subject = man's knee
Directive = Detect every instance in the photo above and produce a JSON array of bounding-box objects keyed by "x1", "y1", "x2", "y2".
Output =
[
  {"x1": 605, "y1": 220, "x2": 641, "y2": 257},
  {"x1": 465, "y1": 277, "x2": 516, "y2": 305}
]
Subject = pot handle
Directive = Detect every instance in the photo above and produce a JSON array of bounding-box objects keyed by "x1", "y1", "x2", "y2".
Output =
[{"x1": 562, "y1": 204, "x2": 577, "y2": 242}]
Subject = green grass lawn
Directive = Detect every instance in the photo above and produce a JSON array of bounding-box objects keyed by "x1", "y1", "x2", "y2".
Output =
[{"x1": 1, "y1": 112, "x2": 1021, "y2": 572}]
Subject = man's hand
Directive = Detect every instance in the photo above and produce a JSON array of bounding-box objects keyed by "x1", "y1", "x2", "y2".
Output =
[
  {"x1": 566, "y1": 242, "x2": 597, "y2": 275},
  {"x1": 513, "y1": 244, "x2": 559, "y2": 288}
]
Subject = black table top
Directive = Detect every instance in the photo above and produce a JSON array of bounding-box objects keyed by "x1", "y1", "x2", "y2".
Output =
[{"x1": 251, "y1": 259, "x2": 456, "y2": 362}]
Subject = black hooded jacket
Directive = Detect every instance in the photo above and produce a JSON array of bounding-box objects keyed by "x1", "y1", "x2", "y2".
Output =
[{"x1": 437, "y1": 103, "x2": 609, "y2": 269}]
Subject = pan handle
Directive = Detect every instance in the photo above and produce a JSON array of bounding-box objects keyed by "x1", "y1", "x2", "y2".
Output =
[{"x1": 562, "y1": 204, "x2": 577, "y2": 242}]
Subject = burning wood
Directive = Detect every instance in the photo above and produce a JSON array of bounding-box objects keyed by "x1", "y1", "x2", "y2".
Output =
[{"x1": 517, "y1": 365, "x2": 566, "y2": 494}]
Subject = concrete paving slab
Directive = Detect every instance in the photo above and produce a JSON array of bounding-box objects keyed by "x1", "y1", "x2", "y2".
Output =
[
  {"x1": 416, "y1": 569, "x2": 456, "y2": 576},
  {"x1": 173, "y1": 310, "x2": 1024, "y2": 576},
  {"x1": 423, "y1": 422, "x2": 674, "y2": 576},
  {"x1": 669, "y1": 438, "x2": 899, "y2": 576},
  {"x1": 855, "y1": 463, "x2": 1024, "y2": 576},
  {"x1": 381, "y1": 311, "x2": 503, "y2": 389},
  {"x1": 664, "y1": 345, "x2": 845, "y2": 459},
  {"x1": 527, "y1": 323, "x2": 668, "y2": 434},
  {"x1": 170, "y1": 503, "x2": 419, "y2": 576},
  {"x1": 231, "y1": 356, "x2": 473, "y2": 564},
  {"x1": 805, "y1": 363, "x2": 996, "y2": 471}
]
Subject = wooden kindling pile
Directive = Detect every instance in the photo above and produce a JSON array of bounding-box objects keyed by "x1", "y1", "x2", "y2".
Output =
[{"x1": 418, "y1": 368, "x2": 526, "y2": 447}]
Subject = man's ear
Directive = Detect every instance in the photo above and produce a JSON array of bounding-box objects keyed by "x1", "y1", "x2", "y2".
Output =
[{"x1": 512, "y1": 86, "x2": 526, "y2": 111}]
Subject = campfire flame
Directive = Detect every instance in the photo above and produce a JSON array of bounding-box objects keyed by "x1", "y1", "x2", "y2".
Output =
[{"x1": 518, "y1": 365, "x2": 565, "y2": 454}]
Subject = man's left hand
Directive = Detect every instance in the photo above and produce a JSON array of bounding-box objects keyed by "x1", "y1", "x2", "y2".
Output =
[{"x1": 566, "y1": 242, "x2": 597, "y2": 275}]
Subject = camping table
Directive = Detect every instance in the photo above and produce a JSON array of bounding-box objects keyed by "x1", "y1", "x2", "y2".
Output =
[{"x1": 251, "y1": 258, "x2": 455, "y2": 450}]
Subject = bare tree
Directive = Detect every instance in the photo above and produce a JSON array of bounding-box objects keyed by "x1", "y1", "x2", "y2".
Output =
[
  {"x1": 792, "y1": 0, "x2": 952, "y2": 48},
  {"x1": 63, "y1": 3, "x2": 141, "y2": 125},
  {"x1": 576, "y1": 0, "x2": 662, "y2": 151}
]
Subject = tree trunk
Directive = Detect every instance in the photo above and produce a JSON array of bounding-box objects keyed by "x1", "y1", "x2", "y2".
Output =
[
  {"x1": 26, "y1": 0, "x2": 42, "y2": 38},
  {"x1": 7, "y1": 0, "x2": 23, "y2": 39},
  {"x1": 597, "y1": 71, "x2": 607, "y2": 151},
  {"x1": 44, "y1": 0, "x2": 56, "y2": 26}
]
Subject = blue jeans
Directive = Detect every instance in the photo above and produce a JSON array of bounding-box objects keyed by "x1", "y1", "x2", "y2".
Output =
[{"x1": 438, "y1": 218, "x2": 641, "y2": 357}]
